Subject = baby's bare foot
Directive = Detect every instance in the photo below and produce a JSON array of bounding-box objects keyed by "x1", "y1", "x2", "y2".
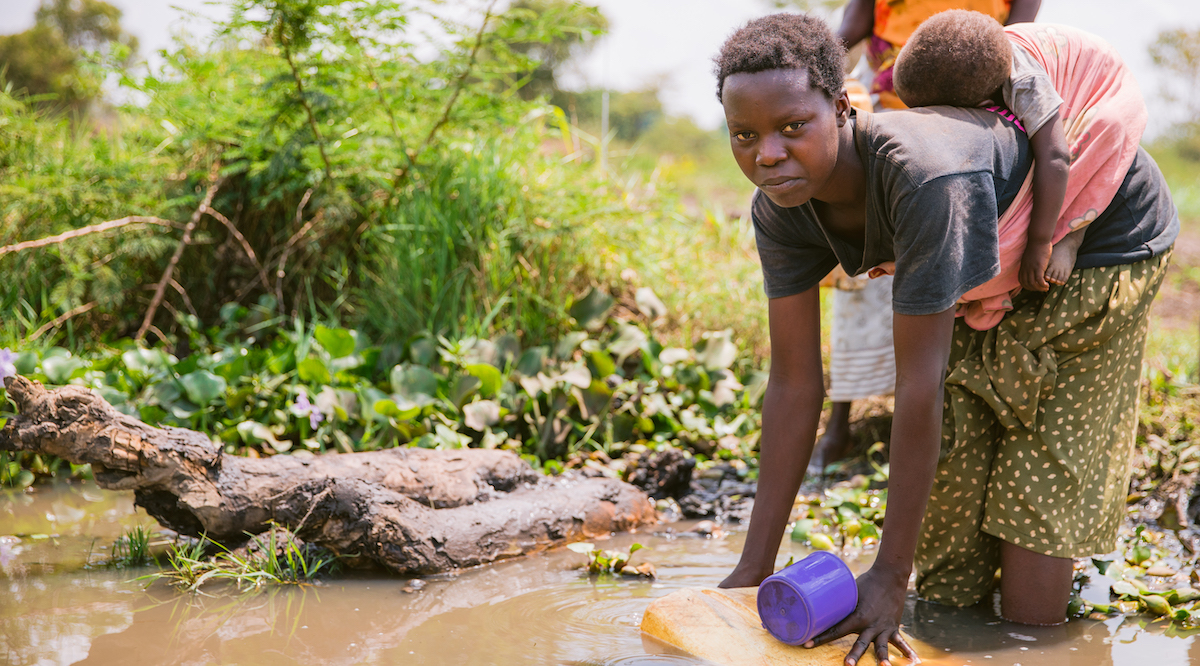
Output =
[{"x1": 1045, "y1": 229, "x2": 1086, "y2": 286}]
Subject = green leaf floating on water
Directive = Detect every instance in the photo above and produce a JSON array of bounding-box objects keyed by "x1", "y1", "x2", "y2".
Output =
[
  {"x1": 315, "y1": 325, "x2": 356, "y2": 359},
  {"x1": 1111, "y1": 581, "x2": 1140, "y2": 598}
]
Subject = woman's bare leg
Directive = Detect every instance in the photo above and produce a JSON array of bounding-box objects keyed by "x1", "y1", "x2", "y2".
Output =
[{"x1": 999, "y1": 541, "x2": 1074, "y2": 625}]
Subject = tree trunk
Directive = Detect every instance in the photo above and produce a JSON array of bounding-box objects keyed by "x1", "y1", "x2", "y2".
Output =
[{"x1": 0, "y1": 375, "x2": 656, "y2": 575}]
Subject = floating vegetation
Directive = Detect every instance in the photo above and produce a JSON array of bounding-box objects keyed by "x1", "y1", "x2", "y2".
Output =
[
  {"x1": 569, "y1": 542, "x2": 655, "y2": 579},
  {"x1": 141, "y1": 527, "x2": 340, "y2": 592},
  {"x1": 1070, "y1": 525, "x2": 1200, "y2": 627},
  {"x1": 788, "y1": 443, "x2": 889, "y2": 553}
]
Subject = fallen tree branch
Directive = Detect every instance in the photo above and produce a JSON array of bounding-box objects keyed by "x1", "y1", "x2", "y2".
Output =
[
  {"x1": 26, "y1": 302, "x2": 99, "y2": 342},
  {"x1": 0, "y1": 217, "x2": 179, "y2": 258},
  {"x1": 136, "y1": 174, "x2": 222, "y2": 342},
  {"x1": 274, "y1": 188, "x2": 315, "y2": 307},
  {"x1": 0, "y1": 375, "x2": 656, "y2": 574},
  {"x1": 203, "y1": 206, "x2": 271, "y2": 291}
]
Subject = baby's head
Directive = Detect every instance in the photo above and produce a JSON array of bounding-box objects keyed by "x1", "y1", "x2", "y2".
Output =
[
  {"x1": 893, "y1": 9, "x2": 1012, "y2": 108},
  {"x1": 713, "y1": 13, "x2": 845, "y2": 103}
]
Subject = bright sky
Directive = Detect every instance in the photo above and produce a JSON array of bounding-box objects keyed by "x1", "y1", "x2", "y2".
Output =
[{"x1": 2, "y1": 0, "x2": 1198, "y2": 136}]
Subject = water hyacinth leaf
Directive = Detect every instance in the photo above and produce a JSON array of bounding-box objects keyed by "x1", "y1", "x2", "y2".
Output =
[
  {"x1": 433, "y1": 423, "x2": 471, "y2": 448},
  {"x1": 463, "y1": 400, "x2": 502, "y2": 431},
  {"x1": 122, "y1": 348, "x2": 172, "y2": 376},
  {"x1": 1166, "y1": 587, "x2": 1200, "y2": 605},
  {"x1": 391, "y1": 364, "x2": 439, "y2": 401},
  {"x1": 42, "y1": 355, "x2": 86, "y2": 384},
  {"x1": 297, "y1": 358, "x2": 331, "y2": 384},
  {"x1": 493, "y1": 333, "x2": 521, "y2": 369},
  {"x1": 358, "y1": 387, "x2": 391, "y2": 423},
  {"x1": 1143, "y1": 595, "x2": 1171, "y2": 616},
  {"x1": 465, "y1": 363, "x2": 502, "y2": 398},
  {"x1": 587, "y1": 349, "x2": 616, "y2": 379},
  {"x1": 179, "y1": 371, "x2": 227, "y2": 407},
  {"x1": 791, "y1": 519, "x2": 816, "y2": 542},
  {"x1": 315, "y1": 325, "x2": 356, "y2": 358},
  {"x1": 236, "y1": 421, "x2": 283, "y2": 450},
  {"x1": 555, "y1": 331, "x2": 588, "y2": 360},
  {"x1": 463, "y1": 339, "x2": 498, "y2": 367},
  {"x1": 408, "y1": 336, "x2": 437, "y2": 366},
  {"x1": 516, "y1": 347, "x2": 548, "y2": 376},
  {"x1": 695, "y1": 330, "x2": 738, "y2": 371},
  {"x1": 374, "y1": 398, "x2": 421, "y2": 422},
  {"x1": 9, "y1": 351, "x2": 36, "y2": 376},
  {"x1": 635, "y1": 287, "x2": 667, "y2": 320},
  {"x1": 658, "y1": 347, "x2": 690, "y2": 365},
  {"x1": 569, "y1": 287, "x2": 614, "y2": 330},
  {"x1": 609, "y1": 325, "x2": 648, "y2": 366},
  {"x1": 452, "y1": 374, "x2": 482, "y2": 407},
  {"x1": 1111, "y1": 581, "x2": 1140, "y2": 598},
  {"x1": 580, "y1": 380, "x2": 613, "y2": 418},
  {"x1": 809, "y1": 534, "x2": 836, "y2": 551},
  {"x1": 557, "y1": 365, "x2": 592, "y2": 389},
  {"x1": 568, "y1": 542, "x2": 596, "y2": 554}
]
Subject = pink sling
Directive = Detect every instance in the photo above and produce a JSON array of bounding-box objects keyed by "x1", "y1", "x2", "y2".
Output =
[{"x1": 955, "y1": 23, "x2": 1147, "y2": 330}]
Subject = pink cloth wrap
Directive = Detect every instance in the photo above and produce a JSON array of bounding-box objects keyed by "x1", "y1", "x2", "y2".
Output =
[
  {"x1": 953, "y1": 23, "x2": 1148, "y2": 330},
  {"x1": 867, "y1": 25, "x2": 1146, "y2": 326}
]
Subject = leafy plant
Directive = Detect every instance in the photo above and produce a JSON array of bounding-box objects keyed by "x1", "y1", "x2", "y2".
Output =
[
  {"x1": 141, "y1": 527, "x2": 339, "y2": 593},
  {"x1": 109, "y1": 525, "x2": 155, "y2": 568},
  {"x1": 568, "y1": 541, "x2": 654, "y2": 578}
]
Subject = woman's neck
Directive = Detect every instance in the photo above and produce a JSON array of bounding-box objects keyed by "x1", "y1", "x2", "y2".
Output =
[
  {"x1": 811, "y1": 117, "x2": 868, "y2": 245},
  {"x1": 814, "y1": 117, "x2": 866, "y2": 210}
]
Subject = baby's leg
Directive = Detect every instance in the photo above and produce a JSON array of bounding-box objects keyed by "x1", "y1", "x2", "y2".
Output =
[{"x1": 1045, "y1": 228, "x2": 1086, "y2": 286}]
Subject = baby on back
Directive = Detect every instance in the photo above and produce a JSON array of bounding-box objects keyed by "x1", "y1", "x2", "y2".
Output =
[{"x1": 892, "y1": 10, "x2": 1144, "y2": 293}]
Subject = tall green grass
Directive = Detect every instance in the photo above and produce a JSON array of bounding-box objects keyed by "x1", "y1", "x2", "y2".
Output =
[{"x1": 358, "y1": 140, "x2": 586, "y2": 345}]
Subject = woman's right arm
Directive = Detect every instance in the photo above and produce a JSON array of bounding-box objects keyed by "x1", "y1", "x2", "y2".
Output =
[{"x1": 719, "y1": 286, "x2": 826, "y2": 588}]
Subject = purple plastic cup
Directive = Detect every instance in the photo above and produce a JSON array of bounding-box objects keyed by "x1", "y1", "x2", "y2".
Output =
[{"x1": 757, "y1": 551, "x2": 858, "y2": 646}]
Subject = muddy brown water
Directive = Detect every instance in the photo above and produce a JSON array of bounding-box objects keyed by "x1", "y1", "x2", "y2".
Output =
[{"x1": 3, "y1": 483, "x2": 1199, "y2": 665}]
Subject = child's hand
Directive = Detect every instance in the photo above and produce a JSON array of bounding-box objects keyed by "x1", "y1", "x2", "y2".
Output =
[{"x1": 1019, "y1": 242, "x2": 1053, "y2": 292}]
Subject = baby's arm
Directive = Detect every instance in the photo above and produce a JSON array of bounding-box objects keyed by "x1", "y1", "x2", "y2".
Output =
[{"x1": 1020, "y1": 120, "x2": 1069, "y2": 292}]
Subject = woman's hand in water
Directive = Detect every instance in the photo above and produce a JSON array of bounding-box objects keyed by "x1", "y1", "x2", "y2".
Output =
[
  {"x1": 717, "y1": 562, "x2": 772, "y2": 589},
  {"x1": 805, "y1": 565, "x2": 920, "y2": 666}
]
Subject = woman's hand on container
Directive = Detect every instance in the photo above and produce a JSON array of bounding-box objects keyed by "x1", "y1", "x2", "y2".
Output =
[{"x1": 805, "y1": 565, "x2": 919, "y2": 666}]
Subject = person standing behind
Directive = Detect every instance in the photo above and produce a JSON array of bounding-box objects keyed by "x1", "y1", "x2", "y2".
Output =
[{"x1": 812, "y1": 0, "x2": 1041, "y2": 469}]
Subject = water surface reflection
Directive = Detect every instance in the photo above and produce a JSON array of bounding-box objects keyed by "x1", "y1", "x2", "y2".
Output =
[{"x1": 2, "y1": 483, "x2": 1197, "y2": 665}]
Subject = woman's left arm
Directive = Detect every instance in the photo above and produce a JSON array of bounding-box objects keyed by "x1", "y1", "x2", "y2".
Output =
[{"x1": 808, "y1": 306, "x2": 957, "y2": 666}]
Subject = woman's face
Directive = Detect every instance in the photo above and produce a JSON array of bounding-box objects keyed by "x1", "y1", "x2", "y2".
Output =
[{"x1": 722, "y1": 69, "x2": 849, "y2": 209}]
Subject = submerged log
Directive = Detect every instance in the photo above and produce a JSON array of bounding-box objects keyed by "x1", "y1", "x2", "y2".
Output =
[{"x1": 0, "y1": 375, "x2": 656, "y2": 574}]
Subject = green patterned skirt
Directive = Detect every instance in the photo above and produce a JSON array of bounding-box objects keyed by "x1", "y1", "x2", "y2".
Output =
[{"x1": 914, "y1": 251, "x2": 1171, "y2": 606}]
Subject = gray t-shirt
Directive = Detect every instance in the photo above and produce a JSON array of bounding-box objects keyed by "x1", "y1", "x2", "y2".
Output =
[
  {"x1": 753, "y1": 106, "x2": 1031, "y2": 316},
  {"x1": 1002, "y1": 43, "x2": 1063, "y2": 137}
]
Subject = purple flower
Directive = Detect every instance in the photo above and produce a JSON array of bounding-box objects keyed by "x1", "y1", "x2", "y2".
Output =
[
  {"x1": 0, "y1": 348, "x2": 15, "y2": 383},
  {"x1": 292, "y1": 389, "x2": 325, "y2": 430}
]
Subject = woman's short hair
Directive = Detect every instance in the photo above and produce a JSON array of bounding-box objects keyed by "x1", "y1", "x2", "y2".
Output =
[
  {"x1": 713, "y1": 13, "x2": 845, "y2": 102},
  {"x1": 893, "y1": 9, "x2": 1013, "y2": 108}
]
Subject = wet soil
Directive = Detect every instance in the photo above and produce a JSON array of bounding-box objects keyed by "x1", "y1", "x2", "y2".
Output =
[{"x1": 3, "y1": 483, "x2": 1200, "y2": 666}]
